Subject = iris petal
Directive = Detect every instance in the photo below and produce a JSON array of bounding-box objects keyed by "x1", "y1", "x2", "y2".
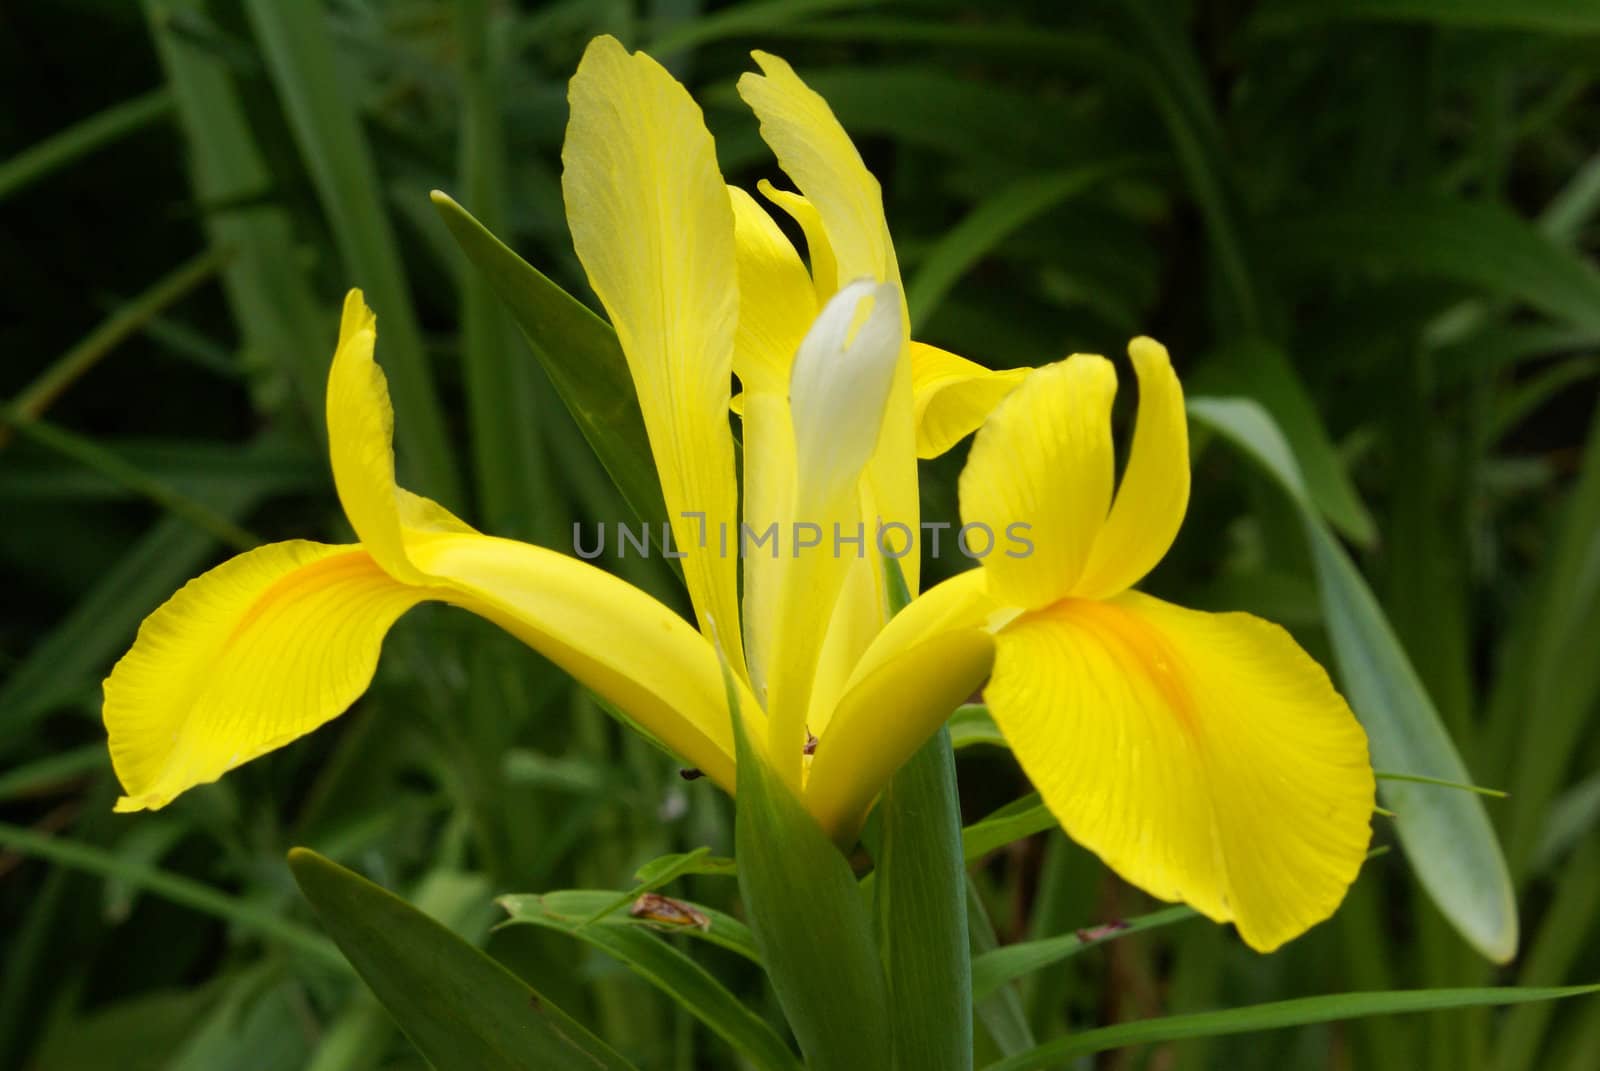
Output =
[{"x1": 986, "y1": 592, "x2": 1375, "y2": 952}]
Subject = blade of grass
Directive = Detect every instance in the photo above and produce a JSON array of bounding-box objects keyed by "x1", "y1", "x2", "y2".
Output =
[
  {"x1": 452, "y1": 0, "x2": 558, "y2": 544},
  {"x1": 0, "y1": 247, "x2": 231, "y2": 450},
  {"x1": 1252, "y1": 0, "x2": 1600, "y2": 35},
  {"x1": 907, "y1": 161, "x2": 1146, "y2": 333},
  {"x1": 0, "y1": 405, "x2": 259, "y2": 551},
  {"x1": 289, "y1": 850, "x2": 636, "y2": 1071},
  {"x1": 0, "y1": 823, "x2": 343, "y2": 969},
  {"x1": 0, "y1": 434, "x2": 281, "y2": 740},
  {"x1": 972, "y1": 906, "x2": 1199, "y2": 1001},
  {"x1": 143, "y1": 0, "x2": 329, "y2": 425},
  {"x1": 647, "y1": 0, "x2": 877, "y2": 56},
  {"x1": 242, "y1": 0, "x2": 460, "y2": 506},
  {"x1": 498, "y1": 891, "x2": 802, "y2": 1071},
  {"x1": 1190, "y1": 395, "x2": 1518, "y2": 963},
  {"x1": 0, "y1": 88, "x2": 173, "y2": 200},
  {"x1": 983, "y1": 985, "x2": 1600, "y2": 1070}
]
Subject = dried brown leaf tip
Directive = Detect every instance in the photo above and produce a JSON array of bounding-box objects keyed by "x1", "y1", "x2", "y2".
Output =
[{"x1": 629, "y1": 892, "x2": 712, "y2": 932}]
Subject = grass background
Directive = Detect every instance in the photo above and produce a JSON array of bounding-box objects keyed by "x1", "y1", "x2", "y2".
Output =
[{"x1": 2, "y1": 0, "x2": 1598, "y2": 1068}]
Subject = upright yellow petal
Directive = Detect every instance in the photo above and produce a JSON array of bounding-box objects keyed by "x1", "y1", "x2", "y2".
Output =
[
  {"x1": 909, "y1": 341, "x2": 1029, "y2": 459},
  {"x1": 104, "y1": 541, "x2": 427, "y2": 812},
  {"x1": 959, "y1": 356, "x2": 1117, "y2": 609},
  {"x1": 729, "y1": 185, "x2": 816, "y2": 395},
  {"x1": 738, "y1": 53, "x2": 898, "y2": 289},
  {"x1": 763, "y1": 282, "x2": 905, "y2": 787},
  {"x1": 326, "y1": 289, "x2": 474, "y2": 585},
  {"x1": 986, "y1": 592, "x2": 1375, "y2": 952},
  {"x1": 563, "y1": 35, "x2": 744, "y2": 677},
  {"x1": 738, "y1": 53, "x2": 921, "y2": 596},
  {"x1": 728, "y1": 185, "x2": 812, "y2": 696},
  {"x1": 756, "y1": 180, "x2": 838, "y2": 302},
  {"x1": 1072, "y1": 337, "x2": 1190, "y2": 599}
]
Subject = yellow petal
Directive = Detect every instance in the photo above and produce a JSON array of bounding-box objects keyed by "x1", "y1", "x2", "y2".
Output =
[
  {"x1": 104, "y1": 541, "x2": 427, "y2": 811},
  {"x1": 1072, "y1": 337, "x2": 1190, "y2": 599},
  {"x1": 563, "y1": 35, "x2": 744, "y2": 678},
  {"x1": 407, "y1": 533, "x2": 761, "y2": 791},
  {"x1": 758, "y1": 181, "x2": 838, "y2": 299},
  {"x1": 958, "y1": 356, "x2": 1117, "y2": 609},
  {"x1": 104, "y1": 535, "x2": 762, "y2": 812},
  {"x1": 804, "y1": 567, "x2": 1005, "y2": 835},
  {"x1": 909, "y1": 341, "x2": 1029, "y2": 459},
  {"x1": 806, "y1": 627, "x2": 994, "y2": 841},
  {"x1": 738, "y1": 54, "x2": 898, "y2": 289},
  {"x1": 729, "y1": 184, "x2": 816, "y2": 395},
  {"x1": 326, "y1": 290, "x2": 474, "y2": 585},
  {"x1": 986, "y1": 592, "x2": 1375, "y2": 952},
  {"x1": 738, "y1": 54, "x2": 922, "y2": 596},
  {"x1": 762, "y1": 282, "x2": 905, "y2": 787}
]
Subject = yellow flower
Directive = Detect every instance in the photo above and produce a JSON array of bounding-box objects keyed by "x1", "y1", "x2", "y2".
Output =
[{"x1": 103, "y1": 35, "x2": 1373, "y2": 952}]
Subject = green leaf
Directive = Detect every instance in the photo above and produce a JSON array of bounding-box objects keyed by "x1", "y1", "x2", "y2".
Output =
[
  {"x1": 579, "y1": 846, "x2": 736, "y2": 925},
  {"x1": 949, "y1": 703, "x2": 1006, "y2": 750},
  {"x1": 1268, "y1": 196, "x2": 1600, "y2": 333},
  {"x1": 728, "y1": 651, "x2": 891, "y2": 1071},
  {"x1": 971, "y1": 906, "x2": 1199, "y2": 1001},
  {"x1": 0, "y1": 88, "x2": 172, "y2": 201},
  {"x1": 288, "y1": 849, "x2": 636, "y2": 1071},
  {"x1": 982, "y1": 985, "x2": 1600, "y2": 1070},
  {"x1": 869, "y1": 561, "x2": 971, "y2": 1071},
  {"x1": 1188, "y1": 396, "x2": 1518, "y2": 963},
  {"x1": 962, "y1": 793, "x2": 1057, "y2": 865},
  {"x1": 0, "y1": 435, "x2": 278, "y2": 741},
  {"x1": 1199, "y1": 338, "x2": 1378, "y2": 545},
  {"x1": 1253, "y1": 0, "x2": 1600, "y2": 35},
  {"x1": 142, "y1": 0, "x2": 331, "y2": 425},
  {"x1": 242, "y1": 0, "x2": 460, "y2": 506},
  {"x1": 496, "y1": 889, "x2": 802, "y2": 1071},
  {"x1": 906, "y1": 162, "x2": 1145, "y2": 333},
  {"x1": 0, "y1": 824, "x2": 341, "y2": 969},
  {"x1": 503, "y1": 889, "x2": 759, "y2": 964},
  {"x1": 431, "y1": 192, "x2": 668, "y2": 529},
  {"x1": 451, "y1": 0, "x2": 560, "y2": 545}
]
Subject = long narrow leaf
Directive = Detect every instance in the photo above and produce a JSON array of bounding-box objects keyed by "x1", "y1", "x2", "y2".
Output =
[
  {"x1": 431, "y1": 192, "x2": 667, "y2": 528},
  {"x1": 243, "y1": 0, "x2": 460, "y2": 505},
  {"x1": 289, "y1": 850, "x2": 636, "y2": 1071},
  {"x1": 983, "y1": 985, "x2": 1600, "y2": 1070},
  {"x1": 1189, "y1": 396, "x2": 1518, "y2": 963}
]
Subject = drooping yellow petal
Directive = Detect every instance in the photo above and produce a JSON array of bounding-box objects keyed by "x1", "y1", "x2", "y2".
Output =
[
  {"x1": 1072, "y1": 337, "x2": 1190, "y2": 599},
  {"x1": 326, "y1": 290, "x2": 474, "y2": 585},
  {"x1": 959, "y1": 356, "x2": 1117, "y2": 610},
  {"x1": 986, "y1": 592, "x2": 1375, "y2": 952},
  {"x1": 104, "y1": 541, "x2": 427, "y2": 812},
  {"x1": 563, "y1": 35, "x2": 744, "y2": 678},
  {"x1": 909, "y1": 341, "x2": 1029, "y2": 459},
  {"x1": 407, "y1": 533, "x2": 761, "y2": 790},
  {"x1": 104, "y1": 532, "x2": 762, "y2": 812},
  {"x1": 738, "y1": 54, "x2": 898, "y2": 289}
]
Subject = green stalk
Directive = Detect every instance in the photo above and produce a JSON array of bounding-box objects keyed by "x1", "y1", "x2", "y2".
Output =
[
  {"x1": 243, "y1": 0, "x2": 461, "y2": 508},
  {"x1": 0, "y1": 247, "x2": 231, "y2": 450},
  {"x1": 0, "y1": 89, "x2": 172, "y2": 201}
]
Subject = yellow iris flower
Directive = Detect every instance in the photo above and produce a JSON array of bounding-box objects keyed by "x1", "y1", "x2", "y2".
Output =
[{"x1": 102, "y1": 35, "x2": 1373, "y2": 953}]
